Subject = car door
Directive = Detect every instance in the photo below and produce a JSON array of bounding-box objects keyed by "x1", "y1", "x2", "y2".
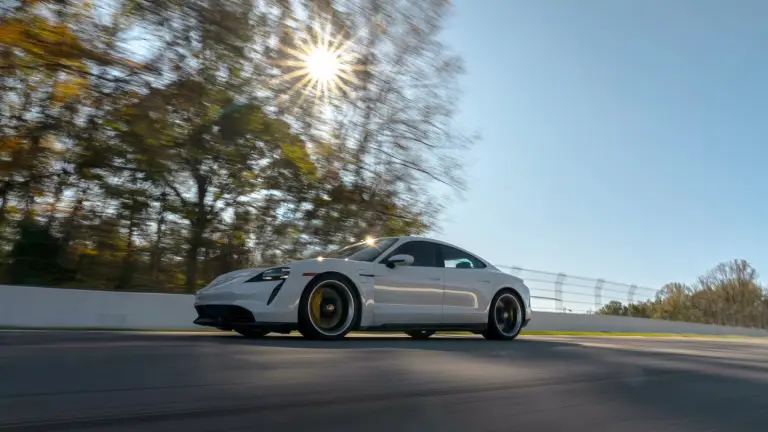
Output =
[
  {"x1": 439, "y1": 244, "x2": 491, "y2": 324},
  {"x1": 372, "y1": 240, "x2": 444, "y2": 325}
]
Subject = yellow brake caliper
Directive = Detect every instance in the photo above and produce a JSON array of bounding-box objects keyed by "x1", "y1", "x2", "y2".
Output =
[{"x1": 310, "y1": 289, "x2": 324, "y2": 323}]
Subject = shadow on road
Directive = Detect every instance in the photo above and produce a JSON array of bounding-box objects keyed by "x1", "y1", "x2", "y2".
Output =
[
  {"x1": 2, "y1": 331, "x2": 768, "y2": 431},
  {"x1": 206, "y1": 332, "x2": 574, "y2": 349}
]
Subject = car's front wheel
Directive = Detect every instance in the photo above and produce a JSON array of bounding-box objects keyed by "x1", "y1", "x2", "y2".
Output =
[
  {"x1": 405, "y1": 330, "x2": 436, "y2": 339},
  {"x1": 298, "y1": 274, "x2": 359, "y2": 340},
  {"x1": 482, "y1": 290, "x2": 524, "y2": 340},
  {"x1": 235, "y1": 328, "x2": 270, "y2": 338}
]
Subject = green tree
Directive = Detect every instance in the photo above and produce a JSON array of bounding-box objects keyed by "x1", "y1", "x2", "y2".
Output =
[
  {"x1": 598, "y1": 301, "x2": 628, "y2": 316},
  {"x1": 599, "y1": 260, "x2": 768, "y2": 329},
  {"x1": 7, "y1": 218, "x2": 70, "y2": 285}
]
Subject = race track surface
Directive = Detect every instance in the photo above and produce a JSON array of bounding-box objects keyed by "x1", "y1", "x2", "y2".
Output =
[{"x1": 1, "y1": 331, "x2": 768, "y2": 431}]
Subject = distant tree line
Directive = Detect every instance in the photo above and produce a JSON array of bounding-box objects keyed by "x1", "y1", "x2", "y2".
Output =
[
  {"x1": 598, "y1": 260, "x2": 768, "y2": 329},
  {"x1": 0, "y1": 0, "x2": 473, "y2": 292}
]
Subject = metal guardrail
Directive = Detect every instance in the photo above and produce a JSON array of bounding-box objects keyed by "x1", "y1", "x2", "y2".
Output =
[{"x1": 495, "y1": 265, "x2": 658, "y2": 314}]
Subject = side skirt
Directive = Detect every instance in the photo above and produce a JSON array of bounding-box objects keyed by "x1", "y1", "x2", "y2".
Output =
[
  {"x1": 358, "y1": 323, "x2": 487, "y2": 333},
  {"x1": 198, "y1": 321, "x2": 487, "y2": 334}
]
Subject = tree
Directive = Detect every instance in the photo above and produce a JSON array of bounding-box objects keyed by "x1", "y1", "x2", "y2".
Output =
[
  {"x1": 654, "y1": 282, "x2": 695, "y2": 322},
  {"x1": 0, "y1": 0, "x2": 475, "y2": 292},
  {"x1": 598, "y1": 301, "x2": 628, "y2": 316},
  {"x1": 695, "y1": 260, "x2": 765, "y2": 327},
  {"x1": 599, "y1": 260, "x2": 768, "y2": 329},
  {"x1": 265, "y1": 0, "x2": 475, "y2": 251},
  {"x1": 7, "y1": 218, "x2": 71, "y2": 285}
]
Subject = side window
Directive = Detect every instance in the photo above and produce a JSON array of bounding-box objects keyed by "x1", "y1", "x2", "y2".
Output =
[
  {"x1": 440, "y1": 245, "x2": 487, "y2": 269},
  {"x1": 383, "y1": 241, "x2": 439, "y2": 267}
]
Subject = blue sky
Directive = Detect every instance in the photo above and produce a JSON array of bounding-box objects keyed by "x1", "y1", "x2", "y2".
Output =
[{"x1": 432, "y1": 0, "x2": 768, "y2": 290}]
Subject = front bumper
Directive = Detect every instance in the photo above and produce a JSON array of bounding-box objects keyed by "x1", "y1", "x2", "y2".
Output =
[
  {"x1": 194, "y1": 304, "x2": 255, "y2": 327},
  {"x1": 194, "y1": 277, "x2": 304, "y2": 328},
  {"x1": 193, "y1": 304, "x2": 296, "y2": 332}
]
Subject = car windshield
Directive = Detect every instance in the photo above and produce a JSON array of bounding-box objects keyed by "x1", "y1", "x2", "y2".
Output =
[{"x1": 322, "y1": 237, "x2": 398, "y2": 262}]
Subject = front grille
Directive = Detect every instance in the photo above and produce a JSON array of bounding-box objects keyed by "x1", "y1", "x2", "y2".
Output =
[{"x1": 195, "y1": 305, "x2": 255, "y2": 324}]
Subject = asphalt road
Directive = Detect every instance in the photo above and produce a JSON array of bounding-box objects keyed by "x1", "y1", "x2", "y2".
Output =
[{"x1": 1, "y1": 332, "x2": 768, "y2": 432}]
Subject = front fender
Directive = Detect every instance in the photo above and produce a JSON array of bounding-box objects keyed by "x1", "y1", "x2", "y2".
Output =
[{"x1": 284, "y1": 259, "x2": 377, "y2": 327}]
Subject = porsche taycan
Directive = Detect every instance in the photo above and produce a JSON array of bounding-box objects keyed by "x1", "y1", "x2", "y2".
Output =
[{"x1": 193, "y1": 236, "x2": 532, "y2": 340}]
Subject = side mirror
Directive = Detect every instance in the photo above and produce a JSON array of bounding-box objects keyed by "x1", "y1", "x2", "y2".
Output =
[{"x1": 386, "y1": 254, "x2": 414, "y2": 269}]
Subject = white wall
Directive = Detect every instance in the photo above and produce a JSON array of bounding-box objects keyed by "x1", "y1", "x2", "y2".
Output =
[
  {"x1": 528, "y1": 311, "x2": 768, "y2": 337},
  {"x1": 0, "y1": 285, "x2": 199, "y2": 330},
  {"x1": 2, "y1": 285, "x2": 767, "y2": 336}
]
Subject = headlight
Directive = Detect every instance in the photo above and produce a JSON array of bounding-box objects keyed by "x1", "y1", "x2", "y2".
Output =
[
  {"x1": 246, "y1": 267, "x2": 291, "y2": 282},
  {"x1": 263, "y1": 267, "x2": 291, "y2": 280}
]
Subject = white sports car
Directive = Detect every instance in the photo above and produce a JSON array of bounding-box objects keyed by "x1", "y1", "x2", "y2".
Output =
[{"x1": 194, "y1": 236, "x2": 532, "y2": 340}]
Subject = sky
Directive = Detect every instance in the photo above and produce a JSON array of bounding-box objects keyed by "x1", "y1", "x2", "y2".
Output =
[{"x1": 432, "y1": 0, "x2": 768, "y2": 292}]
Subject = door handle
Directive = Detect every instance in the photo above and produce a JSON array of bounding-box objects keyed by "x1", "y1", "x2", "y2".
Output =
[
  {"x1": 481, "y1": 280, "x2": 491, "y2": 283},
  {"x1": 429, "y1": 277, "x2": 441, "y2": 281}
]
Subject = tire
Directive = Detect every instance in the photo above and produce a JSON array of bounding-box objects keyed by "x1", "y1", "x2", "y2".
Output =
[
  {"x1": 482, "y1": 290, "x2": 524, "y2": 340},
  {"x1": 405, "y1": 330, "x2": 436, "y2": 340},
  {"x1": 236, "y1": 328, "x2": 270, "y2": 338},
  {"x1": 298, "y1": 274, "x2": 360, "y2": 340}
]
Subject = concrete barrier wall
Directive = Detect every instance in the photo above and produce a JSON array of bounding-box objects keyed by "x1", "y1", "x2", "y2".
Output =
[
  {"x1": 2, "y1": 285, "x2": 767, "y2": 336},
  {"x1": 528, "y1": 311, "x2": 768, "y2": 337},
  {"x1": 0, "y1": 285, "x2": 199, "y2": 330}
]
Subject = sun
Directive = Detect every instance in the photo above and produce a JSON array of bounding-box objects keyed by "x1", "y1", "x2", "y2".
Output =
[
  {"x1": 304, "y1": 47, "x2": 341, "y2": 82},
  {"x1": 272, "y1": 22, "x2": 361, "y2": 108}
]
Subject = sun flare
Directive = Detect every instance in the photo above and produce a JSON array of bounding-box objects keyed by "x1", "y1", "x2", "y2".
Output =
[
  {"x1": 304, "y1": 47, "x2": 341, "y2": 82},
  {"x1": 272, "y1": 22, "x2": 360, "y2": 108}
]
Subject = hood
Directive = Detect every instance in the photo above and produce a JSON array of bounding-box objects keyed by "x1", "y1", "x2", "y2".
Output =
[
  {"x1": 198, "y1": 267, "x2": 266, "y2": 293},
  {"x1": 272, "y1": 257, "x2": 351, "y2": 267},
  {"x1": 198, "y1": 257, "x2": 353, "y2": 293}
]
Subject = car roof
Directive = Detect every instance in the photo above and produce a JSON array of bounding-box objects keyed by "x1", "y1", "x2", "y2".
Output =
[
  {"x1": 395, "y1": 235, "x2": 466, "y2": 247},
  {"x1": 396, "y1": 235, "x2": 452, "y2": 245}
]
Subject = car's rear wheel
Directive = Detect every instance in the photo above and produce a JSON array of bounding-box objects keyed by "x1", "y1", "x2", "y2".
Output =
[
  {"x1": 482, "y1": 290, "x2": 524, "y2": 340},
  {"x1": 405, "y1": 330, "x2": 436, "y2": 340},
  {"x1": 235, "y1": 328, "x2": 270, "y2": 338},
  {"x1": 298, "y1": 274, "x2": 359, "y2": 340}
]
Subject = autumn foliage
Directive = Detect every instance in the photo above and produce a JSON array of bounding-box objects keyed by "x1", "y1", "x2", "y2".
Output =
[{"x1": 0, "y1": 0, "x2": 471, "y2": 291}]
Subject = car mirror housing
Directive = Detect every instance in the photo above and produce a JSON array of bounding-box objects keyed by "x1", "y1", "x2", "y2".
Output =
[{"x1": 386, "y1": 254, "x2": 414, "y2": 268}]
